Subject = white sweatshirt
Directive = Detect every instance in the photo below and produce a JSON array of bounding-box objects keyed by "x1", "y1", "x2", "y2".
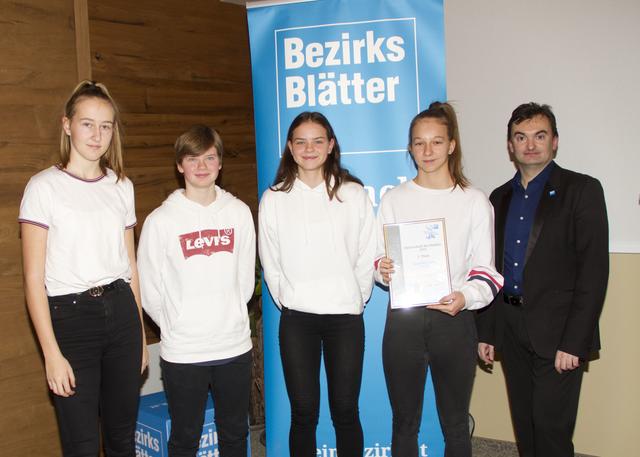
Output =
[
  {"x1": 138, "y1": 188, "x2": 255, "y2": 363},
  {"x1": 375, "y1": 181, "x2": 503, "y2": 310},
  {"x1": 259, "y1": 179, "x2": 376, "y2": 315}
]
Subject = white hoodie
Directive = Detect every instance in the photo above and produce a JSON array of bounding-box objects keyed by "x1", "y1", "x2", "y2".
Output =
[
  {"x1": 258, "y1": 179, "x2": 376, "y2": 315},
  {"x1": 138, "y1": 187, "x2": 255, "y2": 363}
]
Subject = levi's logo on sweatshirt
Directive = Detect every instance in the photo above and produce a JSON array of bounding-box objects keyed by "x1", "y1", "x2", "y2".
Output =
[{"x1": 179, "y1": 229, "x2": 234, "y2": 259}]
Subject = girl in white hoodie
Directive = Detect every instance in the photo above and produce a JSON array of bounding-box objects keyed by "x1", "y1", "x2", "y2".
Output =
[
  {"x1": 258, "y1": 112, "x2": 376, "y2": 457},
  {"x1": 138, "y1": 125, "x2": 255, "y2": 457}
]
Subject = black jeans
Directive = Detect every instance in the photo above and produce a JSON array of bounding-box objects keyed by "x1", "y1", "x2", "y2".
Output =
[
  {"x1": 383, "y1": 306, "x2": 477, "y2": 457},
  {"x1": 279, "y1": 309, "x2": 364, "y2": 457},
  {"x1": 49, "y1": 280, "x2": 142, "y2": 457},
  {"x1": 161, "y1": 351, "x2": 252, "y2": 457}
]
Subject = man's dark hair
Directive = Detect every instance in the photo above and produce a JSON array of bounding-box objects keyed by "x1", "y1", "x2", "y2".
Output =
[{"x1": 507, "y1": 102, "x2": 558, "y2": 139}]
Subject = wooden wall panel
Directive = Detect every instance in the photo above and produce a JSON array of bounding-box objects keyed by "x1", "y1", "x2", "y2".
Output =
[
  {"x1": 0, "y1": 1, "x2": 256, "y2": 454},
  {"x1": 88, "y1": 0, "x2": 257, "y2": 341},
  {"x1": 0, "y1": 1, "x2": 78, "y2": 455}
]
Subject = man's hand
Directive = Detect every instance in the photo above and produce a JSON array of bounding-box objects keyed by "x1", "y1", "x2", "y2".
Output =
[
  {"x1": 555, "y1": 350, "x2": 580, "y2": 374},
  {"x1": 478, "y1": 342, "x2": 495, "y2": 365}
]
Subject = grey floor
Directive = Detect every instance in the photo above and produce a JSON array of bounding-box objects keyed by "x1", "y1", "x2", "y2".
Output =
[
  {"x1": 249, "y1": 427, "x2": 597, "y2": 457},
  {"x1": 470, "y1": 437, "x2": 596, "y2": 457}
]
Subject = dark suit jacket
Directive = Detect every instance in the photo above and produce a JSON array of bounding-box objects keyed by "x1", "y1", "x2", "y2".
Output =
[{"x1": 476, "y1": 164, "x2": 609, "y2": 360}]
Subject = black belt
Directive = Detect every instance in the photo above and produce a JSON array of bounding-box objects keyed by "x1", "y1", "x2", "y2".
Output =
[
  {"x1": 75, "y1": 279, "x2": 125, "y2": 298},
  {"x1": 503, "y1": 293, "x2": 524, "y2": 306}
]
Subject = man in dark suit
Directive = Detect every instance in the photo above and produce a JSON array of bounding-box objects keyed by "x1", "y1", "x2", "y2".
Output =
[{"x1": 476, "y1": 102, "x2": 609, "y2": 457}]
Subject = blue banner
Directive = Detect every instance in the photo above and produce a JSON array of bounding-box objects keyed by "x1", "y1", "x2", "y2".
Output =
[{"x1": 248, "y1": 1, "x2": 446, "y2": 455}]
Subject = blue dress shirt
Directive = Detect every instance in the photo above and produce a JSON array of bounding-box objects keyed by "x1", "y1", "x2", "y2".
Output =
[{"x1": 503, "y1": 161, "x2": 556, "y2": 295}]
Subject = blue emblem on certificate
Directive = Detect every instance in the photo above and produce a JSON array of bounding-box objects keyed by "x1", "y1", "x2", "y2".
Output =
[{"x1": 383, "y1": 218, "x2": 452, "y2": 308}]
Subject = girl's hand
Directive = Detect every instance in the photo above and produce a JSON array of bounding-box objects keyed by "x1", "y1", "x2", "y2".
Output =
[
  {"x1": 378, "y1": 257, "x2": 395, "y2": 284},
  {"x1": 141, "y1": 344, "x2": 149, "y2": 374},
  {"x1": 45, "y1": 352, "x2": 76, "y2": 397},
  {"x1": 427, "y1": 291, "x2": 466, "y2": 316}
]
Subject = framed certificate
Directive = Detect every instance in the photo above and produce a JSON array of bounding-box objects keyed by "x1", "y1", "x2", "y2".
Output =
[{"x1": 383, "y1": 218, "x2": 452, "y2": 309}]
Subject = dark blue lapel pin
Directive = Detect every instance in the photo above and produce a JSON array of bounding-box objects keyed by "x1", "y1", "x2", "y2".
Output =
[{"x1": 548, "y1": 190, "x2": 556, "y2": 197}]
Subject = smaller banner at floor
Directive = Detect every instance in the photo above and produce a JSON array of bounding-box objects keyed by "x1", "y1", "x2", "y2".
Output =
[{"x1": 247, "y1": 0, "x2": 446, "y2": 455}]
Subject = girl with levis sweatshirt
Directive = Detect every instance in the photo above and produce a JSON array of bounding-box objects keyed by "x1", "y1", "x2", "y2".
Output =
[
  {"x1": 258, "y1": 112, "x2": 376, "y2": 457},
  {"x1": 137, "y1": 125, "x2": 255, "y2": 457}
]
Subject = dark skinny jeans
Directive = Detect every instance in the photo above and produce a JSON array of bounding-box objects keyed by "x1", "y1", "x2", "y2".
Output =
[
  {"x1": 49, "y1": 281, "x2": 142, "y2": 457},
  {"x1": 383, "y1": 306, "x2": 477, "y2": 457},
  {"x1": 279, "y1": 308, "x2": 365, "y2": 457}
]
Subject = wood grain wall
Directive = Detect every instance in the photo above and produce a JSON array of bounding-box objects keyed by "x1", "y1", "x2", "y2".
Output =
[
  {"x1": 88, "y1": 0, "x2": 256, "y2": 223},
  {"x1": 0, "y1": 1, "x2": 78, "y2": 455},
  {"x1": 0, "y1": 0, "x2": 255, "y2": 454}
]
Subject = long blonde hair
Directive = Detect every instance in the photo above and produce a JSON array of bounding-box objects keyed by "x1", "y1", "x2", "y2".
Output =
[{"x1": 60, "y1": 80, "x2": 125, "y2": 180}]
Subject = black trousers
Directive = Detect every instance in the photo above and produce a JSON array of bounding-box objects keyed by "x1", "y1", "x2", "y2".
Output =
[
  {"x1": 279, "y1": 309, "x2": 365, "y2": 457},
  {"x1": 501, "y1": 304, "x2": 584, "y2": 457},
  {"x1": 383, "y1": 306, "x2": 477, "y2": 457},
  {"x1": 161, "y1": 351, "x2": 252, "y2": 457},
  {"x1": 49, "y1": 281, "x2": 142, "y2": 457}
]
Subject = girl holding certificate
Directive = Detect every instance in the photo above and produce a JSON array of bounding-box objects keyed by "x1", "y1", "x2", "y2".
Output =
[
  {"x1": 259, "y1": 112, "x2": 376, "y2": 457},
  {"x1": 376, "y1": 102, "x2": 503, "y2": 457}
]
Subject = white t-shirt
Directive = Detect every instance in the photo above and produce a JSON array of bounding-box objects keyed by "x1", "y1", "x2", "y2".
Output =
[{"x1": 19, "y1": 166, "x2": 136, "y2": 296}]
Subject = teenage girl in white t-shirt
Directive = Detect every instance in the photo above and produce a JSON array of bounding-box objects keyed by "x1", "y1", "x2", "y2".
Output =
[
  {"x1": 375, "y1": 102, "x2": 503, "y2": 457},
  {"x1": 19, "y1": 81, "x2": 147, "y2": 456}
]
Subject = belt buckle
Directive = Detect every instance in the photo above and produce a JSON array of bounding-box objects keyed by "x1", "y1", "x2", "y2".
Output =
[{"x1": 88, "y1": 286, "x2": 104, "y2": 297}]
